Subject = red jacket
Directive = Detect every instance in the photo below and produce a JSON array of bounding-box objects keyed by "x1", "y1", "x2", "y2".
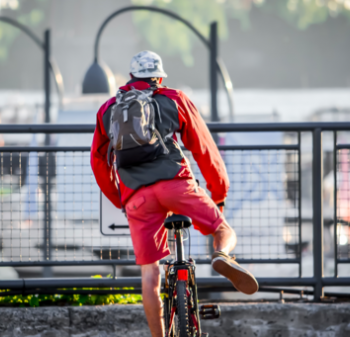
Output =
[{"x1": 90, "y1": 80, "x2": 229, "y2": 209}]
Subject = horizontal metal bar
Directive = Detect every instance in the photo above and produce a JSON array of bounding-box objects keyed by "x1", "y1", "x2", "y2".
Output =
[
  {"x1": 0, "y1": 289, "x2": 143, "y2": 297},
  {"x1": 4, "y1": 260, "x2": 134, "y2": 267},
  {"x1": 0, "y1": 277, "x2": 318, "y2": 290},
  {"x1": 0, "y1": 279, "x2": 24, "y2": 289},
  {"x1": 198, "y1": 286, "x2": 313, "y2": 295},
  {"x1": 0, "y1": 286, "x2": 311, "y2": 297},
  {"x1": 207, "y1": 122, "x2": 350, "y2": 132},
  {"x1": 337, "y1": 260, "x2": 350, "y2": 264},
  {"x1": 1, "y1": 122, "x2": 350, "y2": 134},
  {"x1": 2, "y1": 258, "x2": 300, "y2": 267},
  {"x1": 197, "y1": 277, "x2": 350, "y2": 288},
  {"x1": 196, "y1": 277, "x2": 317, "y2": 287},
  {"x1": 322, "y1": 278, "x2": 350, "y2": 286},
  {"x1": 199, "y1": 288, "x2": 350, "y2": 298},
  {"x1": 0, "y1": 146, "x2": 91, "y2": 153},
  {"x1": 0, "y1": 145, "x2": 298, "y2": 153},
  {"x1": 285, "y1": 217, "x2": 335, "y2": 225},
  {"x1": 0, "y1": 278, "x2": 141, "y2": 290},
  {"x1": 0, "y1": 124, "x2": 95, "y2": 133},
  {"x1": 216, "y1": 144, "x2": 299, "y2": 150},
  {"x1": 336, "y1": 144, "x2": 350, "y2": 150},
  {"x1": 2, "y1": 284, "x2": 349, "y2": 298},
  {"x1": 4, "y1": 277, "x2": 348, "y2": 291},
  {"x1": 190, "y1": 258, "x2": 301, "y2": 265},
  {"x1": 0, "y1": 286, "x2": 306, "y2": 297}
]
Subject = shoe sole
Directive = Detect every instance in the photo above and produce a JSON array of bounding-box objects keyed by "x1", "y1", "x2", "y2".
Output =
[{"x1": 212, "y1": 258, "x2": 259, "y2": 295}]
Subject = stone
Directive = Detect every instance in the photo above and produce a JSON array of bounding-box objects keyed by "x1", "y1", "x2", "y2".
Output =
[{"x1": 0, "y1": 303, "x2": 349, "y2": 337}]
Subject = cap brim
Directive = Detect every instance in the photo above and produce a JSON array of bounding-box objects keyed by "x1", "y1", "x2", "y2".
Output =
[{"x1": 131, "y1": 71, "x2": 168, "y2": 78}]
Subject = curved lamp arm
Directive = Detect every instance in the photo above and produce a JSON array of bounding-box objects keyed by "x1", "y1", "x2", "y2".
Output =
[
  {"x1": 93, "y1": 5, "x2": 234, "y2": 120},
  {"x1": 0, "y1": 16, "x2": 64, "y2": 108}
]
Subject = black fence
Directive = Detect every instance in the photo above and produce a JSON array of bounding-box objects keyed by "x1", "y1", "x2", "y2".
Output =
[
  {"x1": 335, "y1": 143, "x2": 350, "y2": 267},
  {"x1": 0, "y1": 122, "x2": 349, "y2": 301}
]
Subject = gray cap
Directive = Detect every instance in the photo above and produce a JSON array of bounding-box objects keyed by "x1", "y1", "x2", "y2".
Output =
[{"x1": 130, "y1": 50, "x2": 168, "y2": 78}]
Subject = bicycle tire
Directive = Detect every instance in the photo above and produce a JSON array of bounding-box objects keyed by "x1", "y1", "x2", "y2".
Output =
[
  {"x1": 191, "y1": 284, "x2": 201, "y2": 336},
  {"x1": 176, "y1": 280, "x2": 191, "y2": 337},
  {"x1": 164, "y1": 295, "x2": 175, "y2": 337}
]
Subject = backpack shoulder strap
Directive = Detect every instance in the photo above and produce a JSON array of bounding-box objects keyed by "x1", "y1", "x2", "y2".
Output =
[
  {"x1": 107, "y1": 90, "x2": 125, "y2": 166},
  {"x1": 151, "y1": 98, "x2": 162, "y2": 123},
  {"x1": 116, "y1": 89, "x2": 126, "y2": 104}
]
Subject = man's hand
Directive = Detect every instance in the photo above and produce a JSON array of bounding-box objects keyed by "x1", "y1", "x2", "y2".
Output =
[{"x1": 216, "y1": 201, "x2": 225, "y2": 214}]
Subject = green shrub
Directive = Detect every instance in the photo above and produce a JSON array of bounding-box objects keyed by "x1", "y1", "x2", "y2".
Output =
[{"x1": 0, "y1": 275, "x2": 142, "y2": 307}]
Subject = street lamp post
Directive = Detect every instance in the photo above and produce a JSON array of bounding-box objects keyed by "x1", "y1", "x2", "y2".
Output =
[
  {"x1": 0, "y1": 17, "x2": 64, "y2": 277},
  {"x1": 82, "y1": 5, "x2": 235, "y2": 122},
  {"x1": 43, "y1": 29, "x2": 52, "y2": 277},
  {"x1": 210, "y1": 22, "x2": 219, "y2": 123},
  {"x1": 44, "y1": 30, "x2": 51, "y2": 124},
  {"x1": 0, "y1": 16, "x2": 64, "y2": 113}
]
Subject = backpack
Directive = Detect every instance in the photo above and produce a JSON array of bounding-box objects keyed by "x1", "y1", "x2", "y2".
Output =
[
  {"x1": 107, "y1": 87, "x2": 169, "y2": 168},
  {"x1": 107, "y1": 87, "x2": 170, "y2": 213}
]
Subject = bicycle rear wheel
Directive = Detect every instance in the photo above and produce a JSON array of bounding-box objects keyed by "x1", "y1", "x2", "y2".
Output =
[
  {"x1": 164, "y1": 295, "x2": 175, "y2": 337},
  {"x1": 176, "y1": 280, "x2": 190, "y2": 337}
]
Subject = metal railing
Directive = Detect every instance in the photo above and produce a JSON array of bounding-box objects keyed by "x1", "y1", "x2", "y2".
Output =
[
  {"x1": 335, "y1": 140, "x2": 350, "y2": 270},
  {"x1": 0, "y1": 122, "x2": 349, "y2": 301}
]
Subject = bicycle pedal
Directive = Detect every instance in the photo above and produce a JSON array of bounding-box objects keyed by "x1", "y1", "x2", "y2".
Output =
[{"x1": 199, "y1": 304, "x2": 221, "y2": 320}]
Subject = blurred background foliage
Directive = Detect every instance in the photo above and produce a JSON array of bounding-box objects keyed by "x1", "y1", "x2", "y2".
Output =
[
  {"x1": 0, "y1": 0, "x2": 46, "y2": 62},
  {"x1": 1, "y1": 0, "x2": 350, "y2": 66},
  {"x1": 131, "y1": 0, "x2": 350, "y2": 66}
]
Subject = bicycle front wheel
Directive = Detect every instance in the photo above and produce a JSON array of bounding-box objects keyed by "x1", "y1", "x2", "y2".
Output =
[{"x1": 176, "y1": 280, "x2": 190, "y2": 337}]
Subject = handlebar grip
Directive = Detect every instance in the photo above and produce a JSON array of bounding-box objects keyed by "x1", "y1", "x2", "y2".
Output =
[
  {"x1": 216, "y1": 201, "x2": 225, "y2": 207},
  {"x1": 216, "y1": 201, "x2": 225, "y2": 214}
]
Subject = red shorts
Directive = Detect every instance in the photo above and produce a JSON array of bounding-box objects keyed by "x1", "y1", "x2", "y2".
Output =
[{"x1": 125, "y1": 178, "x2": 226, "y2": 265}]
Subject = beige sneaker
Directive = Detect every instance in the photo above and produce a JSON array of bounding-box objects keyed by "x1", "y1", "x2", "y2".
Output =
[{"x1": 212, "y1": 252, "x2": 259, "y2": 295}]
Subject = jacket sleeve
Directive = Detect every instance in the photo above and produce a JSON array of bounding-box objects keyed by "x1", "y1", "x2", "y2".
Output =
[
  {"x1": 90, "y1": 104, "x2": 121, "y2": 209},
  {"x1": 177, "y1": 91, "x2": 229, "y2": 204}
]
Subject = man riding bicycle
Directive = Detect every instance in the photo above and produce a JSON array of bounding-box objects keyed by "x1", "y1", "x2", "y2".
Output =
[{"x1": 91, "y1": 50, "x2": 258, "y2": 337}]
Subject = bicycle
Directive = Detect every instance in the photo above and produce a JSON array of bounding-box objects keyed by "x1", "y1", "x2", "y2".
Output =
[{"x1": 162, "y1": 214, "x2": 220, "y2": 337}]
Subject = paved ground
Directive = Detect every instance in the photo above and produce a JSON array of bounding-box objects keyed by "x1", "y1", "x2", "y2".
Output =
[{"x1": 1, "y1": 302, "x2": 350, "y2": 337}]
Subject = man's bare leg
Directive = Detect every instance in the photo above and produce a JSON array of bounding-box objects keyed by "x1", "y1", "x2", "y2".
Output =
[
  {"x1": 212, "y1": 221, "x2": 237, "y2": 254},
  {"x1": 211, "y1": 220, "x2": 259, "y2": 294},
  {"x1": 141, "y1": 262, "x2": 164, "y2": 337}
]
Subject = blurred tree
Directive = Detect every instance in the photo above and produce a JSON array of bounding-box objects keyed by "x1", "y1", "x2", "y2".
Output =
[
  {"x1": 263, "y1": 0, "x2": 350, "y2": 30},
  {"x1": 131, "y1": 0, "x2": 350, "y2": 66},
  {"x1": 0, "y1": 0, "x2": 46, "y2": 63},
  {"x1": 131, "y1": 0, "x2": 232, "y2": 66}
]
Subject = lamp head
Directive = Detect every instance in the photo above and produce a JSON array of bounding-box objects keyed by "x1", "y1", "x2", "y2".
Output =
[{"x1": 82, "y1": 60, "x2": 116, "y2": 95}]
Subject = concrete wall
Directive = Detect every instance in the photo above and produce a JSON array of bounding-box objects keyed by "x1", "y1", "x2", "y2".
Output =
[{"x1": 0, "y1": 303, "x2": 350, "y2": 337}]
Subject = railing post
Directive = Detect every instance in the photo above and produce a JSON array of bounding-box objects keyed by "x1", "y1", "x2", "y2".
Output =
[
  {"x1": 298, "y1": 131, "x2": 302, "y2": 277},
  {"x1": 312, "y1": 128, "x2": 324, "y2": 301},
  {"x1": 44, "y1": 29, "x2": 50, "y2": 124},
  {"x1": 43, "y1": 29, "x2": 52, "y2": 277},
  {"x1": 209, "y1": 22, "x2": 219, "y2": 270},
  {"x1": 209, "y1": 22, "x2": 219, "y2": 124},
  {"x1": 333, "y1": 131, "x2": 338, "y2": 277}
]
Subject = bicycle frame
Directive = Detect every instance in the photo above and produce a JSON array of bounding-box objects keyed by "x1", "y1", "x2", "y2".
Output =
[
  {"x1": 175, "y1": 227, "x2": 186, "y2": 262},
  {"x1": 163, "y1": 227, "x2": 201, "y2": 337}
]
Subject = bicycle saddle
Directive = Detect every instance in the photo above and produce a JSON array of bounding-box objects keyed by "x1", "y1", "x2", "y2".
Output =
[{"x1": 164, "y1": 214, "x2": 192, "y2": 230}]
